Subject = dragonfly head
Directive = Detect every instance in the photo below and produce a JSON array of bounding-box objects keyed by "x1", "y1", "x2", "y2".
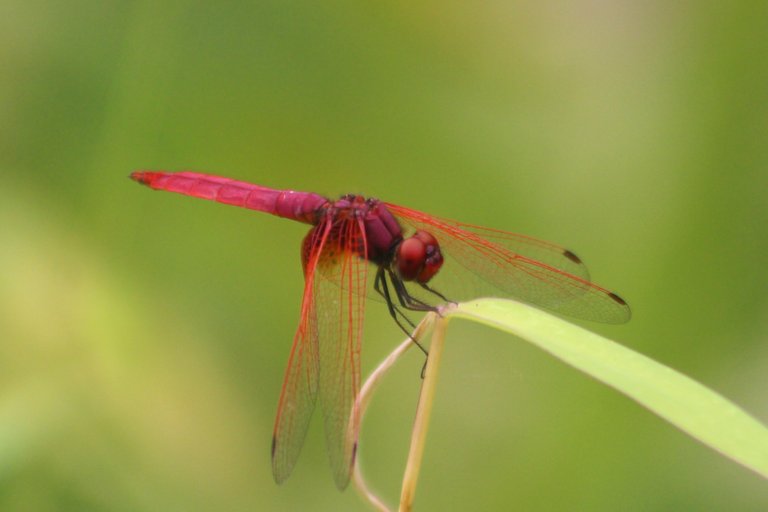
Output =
[{"x1": 395, "y1": 230, "x2": 444, "y2": 283}]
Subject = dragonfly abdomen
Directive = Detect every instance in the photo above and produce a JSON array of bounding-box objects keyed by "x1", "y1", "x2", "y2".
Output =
[{"x1": 130, "y1": 171, "x2": 327, "y2": 224}]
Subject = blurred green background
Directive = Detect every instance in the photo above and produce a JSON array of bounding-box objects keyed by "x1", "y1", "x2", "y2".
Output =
[{"x1": 2, "y1": 1, "x2": 767, "y2": 510}]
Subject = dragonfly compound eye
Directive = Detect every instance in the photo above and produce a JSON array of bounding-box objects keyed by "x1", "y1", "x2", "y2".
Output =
[
  {"x1": 395, "y1": 237, "x2": 427, "y2": 281},
  {"x1": 413, "y1": 231, "x2": 443, "y2": 283},
  {"x1": 396, "y1": 231, "x2": 444, "y2": 283}
]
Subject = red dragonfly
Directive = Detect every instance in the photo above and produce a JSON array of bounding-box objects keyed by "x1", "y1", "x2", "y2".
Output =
[{"x1": 131, "y1": 170, "x2": 630, "y2": 489}]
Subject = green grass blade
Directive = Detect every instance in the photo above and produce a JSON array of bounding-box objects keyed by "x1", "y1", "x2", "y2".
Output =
[{"x1": 449, "y1": 298, "x2": 768, "y2": 479}]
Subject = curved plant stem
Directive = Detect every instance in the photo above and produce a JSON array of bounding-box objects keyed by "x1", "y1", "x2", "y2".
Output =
[
  {"x1": 353, "y1": 313, "x2": 437, "y2": 511},
  {"x1": 398, "y1": 310, "x2": 451, "y2": 512}
]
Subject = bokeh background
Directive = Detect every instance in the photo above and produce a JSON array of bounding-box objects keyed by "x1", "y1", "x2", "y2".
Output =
[{"x1": 2, "y1": 2, "x2": 767, "y2": 510}]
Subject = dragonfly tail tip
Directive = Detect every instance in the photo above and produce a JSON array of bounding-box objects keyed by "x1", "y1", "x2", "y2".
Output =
[{"x1": 129, "y1": 171, "x2": 154, "y2": 186}]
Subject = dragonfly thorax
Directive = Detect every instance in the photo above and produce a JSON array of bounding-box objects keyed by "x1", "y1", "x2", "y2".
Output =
[{"x1": 319, "y1": 196, "x2": 445, "y2": 284}]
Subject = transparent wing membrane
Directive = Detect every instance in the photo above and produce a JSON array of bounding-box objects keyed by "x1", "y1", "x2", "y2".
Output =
[{"x1": 271, "y1": 221, "x2": 330, "y2": 484}]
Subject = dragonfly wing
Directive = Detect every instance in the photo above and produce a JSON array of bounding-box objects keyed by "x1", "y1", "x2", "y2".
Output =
[
  {"x1": 271, "y1": 221, "x2": 332, "y2": 484},
  {"x1": 386, "y1": 207, "x2": 591, "y2": 280},
  {"x1": 386, "y1": 203, "x2": 630, "y2": 324},
  {"x1": 313, "y1": 215, "x2": 368, "y2": 490}
]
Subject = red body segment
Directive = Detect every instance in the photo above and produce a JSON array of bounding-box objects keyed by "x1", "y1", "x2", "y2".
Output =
[{"x1": 131, "y1": 171, "x2": 327, "y2": 224}]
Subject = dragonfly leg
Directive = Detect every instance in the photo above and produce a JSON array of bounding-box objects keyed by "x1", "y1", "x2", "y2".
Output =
[
  {"x1": 375, "y1": 267, "x2": 429, "y2": 358},
  {"x1": 387, "y1": 269, "x2": 437, "y2": 312},
  {"x1": 375, "y1": 268, "x2": 416, "y2": 329},
  {"x1": 418, "y1": 283, "x2": 456, "y2": 305}
]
